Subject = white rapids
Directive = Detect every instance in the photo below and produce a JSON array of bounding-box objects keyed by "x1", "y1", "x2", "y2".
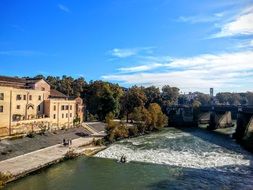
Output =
[{"x1": 95, "y1": 128, "x2": 253, "y2": 174}]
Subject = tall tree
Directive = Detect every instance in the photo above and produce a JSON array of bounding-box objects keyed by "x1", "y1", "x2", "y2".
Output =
[
  {"x1": 216, "y1": 92, "x2": 241, "y2": 105},
  {"x1": 73, "y1": 77, "x2": 87, "y2": 97},
  {"x1": 195, "y1": 92, "x2": 211, "y2": 105},
  {"x1": 148, "y1": 103, "x2": 168, "y2": 130},
  {"x1": 83, "y1": 81, "x2": 123, "y2": 120},
  {"x1": 144, "y1": 86, "x2": 161, "y2": 106},
  {"x1": 60, "y1": 75, "x2": 74, "y2": 96},
  {"x1": 161, "y1": 85, "x2": 180, "y2": 107},
  {"x1": 121, "y1": 86, "x2": 147, "y2": 122}
]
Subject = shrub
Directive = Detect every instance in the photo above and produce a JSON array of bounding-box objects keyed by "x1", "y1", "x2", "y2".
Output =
[
  {"x1": 128, "y1": 126, "x2": 139, "y2": 136},
  {"x1": 114, "y1": 123, "x2": 129, "y2": 140},
  {"x1": 94, "y1": 138, "x2": 104, "y2": 146},
  {"x1": 61, "y1": 125, "x2": 67, "y2": 130},
  {"x1": 64, "y1": 150, "x2": 79, "y2": 160},
  {"x1": 38, "y1": 128, "x2": 46, "y2": 135},
  {"x1": 0, "y1": 172, "x2": 12, "y2": 187},
  {"x1": 27, "y1": 131, "x2": 35, "y2": 138},
  {"x1": 73, "y1": 117, "x2": 81, "y2": 125}
]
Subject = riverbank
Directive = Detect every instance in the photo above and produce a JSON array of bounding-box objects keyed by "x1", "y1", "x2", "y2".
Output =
[
  {"x1": 0, "y1": 127, "x2": 92, "y2": 161},
  {"x1": 4, "y1": 127, "x2": 253, "y2": 190},
  {"x1": 0, "y1": 137, "x2": 106, "y2": 186}
]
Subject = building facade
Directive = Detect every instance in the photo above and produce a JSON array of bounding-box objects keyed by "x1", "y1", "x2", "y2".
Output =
[{"x1": 0, "y1": 76, "x2": 84, "y2": 137}]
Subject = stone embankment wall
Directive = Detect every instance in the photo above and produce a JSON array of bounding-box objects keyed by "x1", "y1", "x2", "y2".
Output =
[{"x1": 0, "y1": 118, "x2": 77, "y2": 137}]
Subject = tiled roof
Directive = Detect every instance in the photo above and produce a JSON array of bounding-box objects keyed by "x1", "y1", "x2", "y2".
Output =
[
  {"x1": 0, "y1": 76, "x2": 43, "y2": 88},
  {"x1": 50, "y1": 89, "x2": 68, "y2": 99},
  {"x1": 0, "y1": 76, "x2": 27, "y2": 88},
  {"x1": 0, "y1": 75, "x2": 69, "y2": 99}
]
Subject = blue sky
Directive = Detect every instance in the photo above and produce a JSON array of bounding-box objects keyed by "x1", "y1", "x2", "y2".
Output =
[{"x1": 1, "y1": 0, "x2": 253, "y2": 93}]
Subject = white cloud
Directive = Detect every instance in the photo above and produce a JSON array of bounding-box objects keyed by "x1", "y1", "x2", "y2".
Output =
[
  {"x1": 213, "y1": 6, "x2": 253, "y2": 37},
  {"x1": 110, "y1": 48, "x2": 138, "y2": 58},
  {"x1": 118, "y1": 63, "x2": 163, "y2": 73},
  {"x1": 102, "y1": 51, "x2": 253, "y2": 92},
  {"x1": 177, "y1": 13, "x2": 224, "y2": 24},
  {"x1": 58, "y1": 4, "x2": 70, "y2": 13},
  {"x1": 236, "y1": 39, "x2": 253, "y2": 48},
  {"x1": 109, "y1": 47, "x2": 154, "y2": 58}
]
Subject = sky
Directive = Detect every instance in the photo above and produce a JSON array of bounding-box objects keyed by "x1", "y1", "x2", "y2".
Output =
[{"x1": 0, "y1": 0, "x2": 253, "y2": 93}]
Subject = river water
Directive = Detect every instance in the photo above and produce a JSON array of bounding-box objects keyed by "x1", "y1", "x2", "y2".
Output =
[{"x1": 4, "y1": 127, "x2": 253, "y2": 190}]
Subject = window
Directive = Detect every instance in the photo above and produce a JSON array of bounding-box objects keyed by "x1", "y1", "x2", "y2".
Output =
[
  {"x1": 23, "y1": 95, "x2": 26, "y2": 100},
  {"x1": 62, "y1": 114, "x2": 64, "y2": 118},
  {"x1": 16, "y1": 95, "x2": 22, "y2": 100},
  {"x1": 0, "y1": 106, "x2": 3, "y2": 112},
  {"x1": 38, "y1": 95, "x2": 41, "y2": 101},
  {"x1": 42, "y1": 87, "x2": 45, "y2": 91},
  {"x1": 70, "y1": 105, "x2": 72, "y2": 110},
  {"x1": 66, "y1": 113, "x2": 68, "y2": 118},
  {"x1": 29, "y1": 95, "x2": 32, "y2": 100},
  {"x1": 61, "y1": 105, "x2": 65, "y2": 110},
  {"x1": 70, "y1": 113, "x2": 72, "y2": 117},
  {"x1": 54, "y1": 105, "x2": 56, "y2": 111},
  {"x1": 53, "y1": 114, "x2": 56, "y2": 119},
  {"x1": 17, "y1": 105, "x2": 21, "y2": 109},
  {"x1": 0, "y1": 93, "x2": 4, "y2": 100},
  {"x1": 66, "y1": 105, "x2": 69, "y2": 110},
  {"x1": 38, "y1": 105, "x2": 41, "y2": 111}
]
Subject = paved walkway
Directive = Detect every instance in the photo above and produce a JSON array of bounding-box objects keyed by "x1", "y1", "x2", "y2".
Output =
[
  {"x1": 83, "y1": 122, "x2": 106, "y2": 136},
  {"x1": 0, "y1": 137, "x2": 94, "y2": 180}
]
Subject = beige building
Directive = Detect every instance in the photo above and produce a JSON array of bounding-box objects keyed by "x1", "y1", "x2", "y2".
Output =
[{"x1": 0, "y1": 76, "x2": 84, "y2": 137}]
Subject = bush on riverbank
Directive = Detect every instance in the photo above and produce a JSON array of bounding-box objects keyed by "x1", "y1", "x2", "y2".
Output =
[
  {"x1": 64, "y1": 150, "x2": 79, "y2": 160},
  {"x1": 0, "y1": 172, "x2": 12, "y2": 188},
  {"x1": 105, "y1": 103, "x2": 168, "y2": 142},
  {"x1": 92, "y1": 138, "x2": 105, "y2": 146}
]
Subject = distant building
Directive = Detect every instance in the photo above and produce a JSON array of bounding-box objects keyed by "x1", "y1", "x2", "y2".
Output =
[
  {"x1": 0, "y1": 76, "x2": 84, "y2": 137},
  {"x1": 185, "y1": 92, "x2": 198, "y2": 102}
]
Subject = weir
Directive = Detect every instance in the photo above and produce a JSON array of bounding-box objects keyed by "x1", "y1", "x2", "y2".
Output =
[{"x1": 167, "y1": 105, "x2": 253, "y2": 152}]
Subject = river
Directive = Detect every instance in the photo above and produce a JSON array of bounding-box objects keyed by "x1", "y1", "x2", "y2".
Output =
[{"x1": 4, "y1": 127, "x2": 253, "y2": 190}]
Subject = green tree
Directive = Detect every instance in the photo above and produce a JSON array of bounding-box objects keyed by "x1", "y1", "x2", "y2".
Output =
[
  {"x1": 46, "y1": 76, "x2": 61, "y2": 90},
  {"x1": 161, "y1": 85, "x2": 179, "y2": 107},
  {"x1": 144, "y1": 86, "x2": 161, "y2": 106},
  {"x1": 73, "y1": 77, "x2": 87, "y2": 97},
  {"x1": 121, "y1": 86, "x2": 147, "y2": 122},
  {"x1": 60, "y1": 75, "x2": 74, "y2": 96},
  {"x1": 195, "y1": 92, "x2": 210, "y2": 105},
  {"x1": 84, "y1": 81, "x2": 123, "y2": 120},
  {"x1": 216, "y1": 92, "x2": 241, "y2": 105}
]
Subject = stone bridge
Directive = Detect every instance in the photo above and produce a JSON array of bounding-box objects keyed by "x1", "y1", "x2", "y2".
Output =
[
  {"x1": 166, "y1": 105, "x2": 253, "y2": 152},
  {"x1": 166, "y1": 105, "x2": 235, "y2": 129},
  {"x1": 233, "y1": 106, "x2": 253, "y2": 150},
  {"x1": 199, "y1": 105, "x2": 235, "y2": 130}
]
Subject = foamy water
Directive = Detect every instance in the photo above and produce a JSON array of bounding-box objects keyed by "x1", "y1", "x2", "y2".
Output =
[{"x1": 96, "y1": 128, "x2": 253, "y2": 174}]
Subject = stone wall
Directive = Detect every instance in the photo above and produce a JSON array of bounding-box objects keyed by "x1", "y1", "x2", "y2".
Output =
[{"x1": 0, "y1": 118, "x2": 76, "y2": 137}]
